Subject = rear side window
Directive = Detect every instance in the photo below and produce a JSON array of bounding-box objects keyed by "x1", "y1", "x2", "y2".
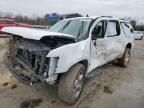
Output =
[
  {"x1": 106, "y1": 21, "x2": 120, "y2": 37},
  {"x1": 121, "y1": 23, "x2": 133, "y2": 36},
  {"x1": 6, "y1": 20, "x2": 14, "y2": 24}
]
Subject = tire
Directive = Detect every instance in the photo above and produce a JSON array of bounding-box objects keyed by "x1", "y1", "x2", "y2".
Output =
[
  {"x1": 118, "y1": 48, "x2": 131, "y2": 67},
  {"x1": 58, "y1": 64, "x2": 86, "y2": 104},
  {"x1": 140, "y1": 36, "x2": 143, "y2": 40}
]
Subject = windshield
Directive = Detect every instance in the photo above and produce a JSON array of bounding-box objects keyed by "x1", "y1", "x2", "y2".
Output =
[{"x1": 48, "y1": 19, "x2": 92, "y2": 39}]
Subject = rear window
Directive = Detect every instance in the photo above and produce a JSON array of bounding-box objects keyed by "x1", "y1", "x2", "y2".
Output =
[
  {"x1": 121, "y1": 22, "x2": 133, "y2": 36},
  {"x1": 6, "y1": 20, "x2": 14, "y2": 24},
  {"x1": 0, "y1": 19, "x2": 4, "y2": 24}
]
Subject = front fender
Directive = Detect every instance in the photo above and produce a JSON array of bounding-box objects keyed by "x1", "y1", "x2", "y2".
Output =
[{"x1": 47, "y1": 39, "x2": 90, "y2": 73}]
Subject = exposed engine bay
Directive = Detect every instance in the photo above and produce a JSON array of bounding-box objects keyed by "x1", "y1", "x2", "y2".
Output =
[{"x1": 6, "y1": 35, "x2": 75, "y2": 84}]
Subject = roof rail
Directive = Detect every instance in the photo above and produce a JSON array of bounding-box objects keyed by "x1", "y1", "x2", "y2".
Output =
[{"x1": 101, "y1": 16, "x2": 113, "y2": 18}]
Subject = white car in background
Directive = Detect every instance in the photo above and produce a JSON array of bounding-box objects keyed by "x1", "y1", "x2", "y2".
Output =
[{"x1": 134, "y1": 31, "x2": 143, "y2": 40}]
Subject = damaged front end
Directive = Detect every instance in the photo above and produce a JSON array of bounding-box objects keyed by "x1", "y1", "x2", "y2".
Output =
[{"x1": 4, "y1": 35, "x2": 75, "y2": 85}]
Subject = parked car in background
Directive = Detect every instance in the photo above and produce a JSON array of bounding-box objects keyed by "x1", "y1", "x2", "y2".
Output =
[
  {"x1": 134, "y1": 31, "x2": 143, "y2": 40},
  {"x1": 2, "y1": 16, "x2": 134, "y2": 104},
  {"x1": 0, "y1": 17, "x2": 32, "y2": 34}
]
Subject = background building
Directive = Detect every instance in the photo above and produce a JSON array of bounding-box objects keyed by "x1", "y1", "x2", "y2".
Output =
[{"x1": 46, "y1": 13, "x2": 83, "y2": 23}]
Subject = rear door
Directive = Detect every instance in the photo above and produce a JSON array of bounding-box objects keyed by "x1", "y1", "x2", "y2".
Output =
[{"x1": 104, "y1": 20, "x2": 125, "y2": 62}]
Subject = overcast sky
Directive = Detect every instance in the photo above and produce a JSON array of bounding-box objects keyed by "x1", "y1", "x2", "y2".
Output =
[{"x1": 0, "y1": 0, "x2": 144, "y2": 22}]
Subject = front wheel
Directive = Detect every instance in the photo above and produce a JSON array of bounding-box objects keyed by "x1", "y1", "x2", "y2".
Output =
[
  {"x1": 58, "y1": 64, "x2": 86, "y2": 104},
  {"x1": 118, "y1": 48, "x2": 131, "y2": 67}
]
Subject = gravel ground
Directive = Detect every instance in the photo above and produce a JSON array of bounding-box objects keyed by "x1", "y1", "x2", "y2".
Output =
[{"x1": 0, "y1": 38, "x2": 144, "y2": 108}]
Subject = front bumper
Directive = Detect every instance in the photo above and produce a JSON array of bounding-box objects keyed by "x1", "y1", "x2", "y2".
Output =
[{"x1": 4, "y1": 52, "x2": 46, "y2": 85}]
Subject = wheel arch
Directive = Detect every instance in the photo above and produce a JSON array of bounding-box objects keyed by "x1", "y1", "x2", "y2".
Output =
[
  {"x1": 57, "y1": 59, "x2": 89, "y2": 81},
  {"x1": 126, "y1": 43, "x2": 132, "y2": 49},
  {"x1": 78, "y1": 59, "x2": 89, "y2": 71}
]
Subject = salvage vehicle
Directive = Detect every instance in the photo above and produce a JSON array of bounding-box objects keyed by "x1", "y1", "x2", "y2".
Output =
[{"x1": 2, "y1": 16, "x2": 134, "y2": 104}]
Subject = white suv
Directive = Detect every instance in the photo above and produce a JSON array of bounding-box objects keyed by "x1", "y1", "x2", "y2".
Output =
[{"x1": 2, "y1": 16, "x2": 134, "y2": 104}]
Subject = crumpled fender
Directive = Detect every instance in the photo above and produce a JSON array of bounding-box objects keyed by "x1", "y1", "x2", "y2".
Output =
[{"x1": 47, "y1": 38, "x2": 90, "y2": 73}]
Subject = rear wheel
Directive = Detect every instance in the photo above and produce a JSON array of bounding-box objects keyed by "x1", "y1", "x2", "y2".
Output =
[
  {"x1": 118, "y1": 48, "x2": 131, "y2": 67},
  {"x1": 140, "y1": 36, "x2": 143, "y2": 40},
  {"x1": 58, "y1": 64, "x2": 86, "y2": 104}
]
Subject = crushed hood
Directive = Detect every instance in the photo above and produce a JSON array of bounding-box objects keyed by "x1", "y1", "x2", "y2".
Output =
[{"x1": 1, "y1": 27, "x2": 75, "y2": 40}]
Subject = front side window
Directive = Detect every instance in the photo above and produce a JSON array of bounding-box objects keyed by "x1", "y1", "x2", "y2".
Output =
[
  {"x1": 106, "y1": 21, "x2": 120, "y2": 37},
  {"x1": 49, "y1": 19, "x2": 93, "y2": 40},
  {"x1": 91, "y1": 21, "x2": 107, "y2": 38}
]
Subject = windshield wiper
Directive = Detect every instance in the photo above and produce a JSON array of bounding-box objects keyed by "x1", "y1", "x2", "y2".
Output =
[
  {"x1": 58, "y1": 21, "x2": 70, "y2": 33},
  {"x1": 77, "y1": 22, "x2": 84, "y2": 39}
]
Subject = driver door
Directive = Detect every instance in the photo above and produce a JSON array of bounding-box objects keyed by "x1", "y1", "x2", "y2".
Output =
[{"x1": 88, "y1": 20, "x2": 107, "y2": 73}]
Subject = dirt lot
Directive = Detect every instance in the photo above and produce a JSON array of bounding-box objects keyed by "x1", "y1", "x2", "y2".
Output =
[{"x1": 0, "y1": 38, "x2": 144, "y2": 108}]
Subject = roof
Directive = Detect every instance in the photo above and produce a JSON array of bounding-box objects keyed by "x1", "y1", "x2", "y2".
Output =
[
  {"x1": 62, "y1": 16, "x2": 130, "y2": 23},
  {"x1": 61, "y1": 16, "x2": 109, "y2": 20}
]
